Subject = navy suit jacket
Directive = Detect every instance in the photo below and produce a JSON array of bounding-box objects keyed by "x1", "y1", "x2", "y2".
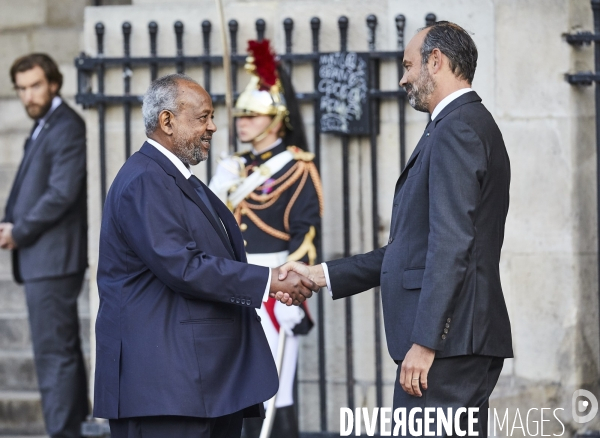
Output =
[
  {"x1": 94, "y1": 143, "x2": 278, "y2": 419},
  {"x1": 327, "y1": 92, "x2": 513, "y2": 361},
  {"x1": 3, "y1": 102, "x2": 87, "y2": 283}
]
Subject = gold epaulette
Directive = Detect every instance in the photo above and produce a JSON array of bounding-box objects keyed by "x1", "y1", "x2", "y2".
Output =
[{"x1": 287, "y1": 146, "x2": 315, "y2": 162}]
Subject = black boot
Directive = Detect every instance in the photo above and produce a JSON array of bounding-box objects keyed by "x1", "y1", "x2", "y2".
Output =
[
  {"x1": 241, "y1": 417, "x2": 263, "y2": 438},
  {"x1": 270, "y1": 405, "x2": 299, "y2": 438}
]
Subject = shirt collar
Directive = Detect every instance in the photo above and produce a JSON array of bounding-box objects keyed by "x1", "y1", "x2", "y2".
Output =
[
  {"x1": 431, "y1": 88, "x2": 473, "y2": 121},
  {"x1": 31, "y1": 96, "x2": 62, "y2": 140},
  {"x1": 40, "y1": 96, "x2": 62, "y2": 123},
  {"x1": 252, "y1": 138, "x2": 282, "y2": 156},
  {"x1": 146, "y1": 138, "x2": 192, "y2": 179}
]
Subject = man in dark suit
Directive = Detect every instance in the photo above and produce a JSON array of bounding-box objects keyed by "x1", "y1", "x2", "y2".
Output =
[
  {"x1": 0, "y1": 54, "x2": 88, "y2": 438},
  {"x1": 277, "y1": 22, "x2": 512, "y2": 436},
  {"x1": 95, "y1": 74, "x2": 315, "y2": 438}
]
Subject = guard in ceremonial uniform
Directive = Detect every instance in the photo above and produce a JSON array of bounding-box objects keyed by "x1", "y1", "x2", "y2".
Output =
[{"x1": 209, "y1": 40, "x2": 323, "y2": 438}]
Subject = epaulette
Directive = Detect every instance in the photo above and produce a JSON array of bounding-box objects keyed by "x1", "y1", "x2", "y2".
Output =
[{"x1": 287, "y1": 145, "x2": 315, "y2": 162}]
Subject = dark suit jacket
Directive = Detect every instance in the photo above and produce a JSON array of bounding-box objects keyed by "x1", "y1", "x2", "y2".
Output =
[
  {"x1": 94, "y1": 143, "x2": 278, "y2": 420},
  {"x1": 327, "y1": 91, "x2": 513, "y2": 361},
  {"x1": 3, "y1": 101, "x2": 87, "y2": 283}
]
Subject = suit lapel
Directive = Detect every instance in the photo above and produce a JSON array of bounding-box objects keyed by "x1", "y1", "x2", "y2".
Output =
[
  {"x1": 394, "y1": 91, "x2": 483, "y2": 194},
  {"x1": 203, "y1": 183, "x2": 246, "y2": 262},
  {"x1": 394, "y1": 128, "x2": 429, "y2": 193},
  {"x1": 139, "y1": 143, "x2": 237, "y2": 260},
  {"x1": 13, "y1": 104, "x2": 67, "y2": 191}
]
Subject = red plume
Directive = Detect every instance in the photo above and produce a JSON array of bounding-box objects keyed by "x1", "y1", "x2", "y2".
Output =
[{"x1": 247, "y1": 39, "x2": 278, "y2": 90}]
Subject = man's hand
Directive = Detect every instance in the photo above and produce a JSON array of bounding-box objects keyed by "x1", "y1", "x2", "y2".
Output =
[
  {"x1": 399, "y1": 343, "x2": 435, "y2": 397},
  {"x1": 269, "y1": 268, "x2": 317, "y2": 306},
  {"x1": 0, "y1": 223, "x2": 16, "y2": 250},
  {"x1": 281, "y1": 262, "x2": 327, "y2": 287}
]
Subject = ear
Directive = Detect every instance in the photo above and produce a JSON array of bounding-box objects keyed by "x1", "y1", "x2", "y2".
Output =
[
  {"x1": 49, "y1": 81, "x2": 59, "y2": 96},
  {"x1": 429, "y1": 48, "x2": 443, "y2": 75},
  {"x1": 158, "y1": 110, "x2": 175, "y2": 136}
]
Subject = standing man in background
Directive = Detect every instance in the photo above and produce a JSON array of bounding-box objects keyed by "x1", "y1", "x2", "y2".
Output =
[{"x1": 0, "y1": 54, "x2": 88, "y2": 438}]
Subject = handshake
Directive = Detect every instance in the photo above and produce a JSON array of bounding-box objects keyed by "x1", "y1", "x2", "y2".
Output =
[{"x1": 268, "y1": 262, "x2": 328, "y2": 306}]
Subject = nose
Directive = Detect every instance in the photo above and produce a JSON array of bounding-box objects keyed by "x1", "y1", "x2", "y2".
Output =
[
  {"x1": 399, "y1": 72, "x2": 408, "y2": 88},
  {"x1": 208, "y1": 117, "x2": 217, "y2": 132}
]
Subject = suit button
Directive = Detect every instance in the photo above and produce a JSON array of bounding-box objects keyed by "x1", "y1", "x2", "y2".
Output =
[
  {"x1": 230, "y1": 297, "x2": 235, "y2": 303},
  {"x1": 445, "y1": 323, "x2": 450, "y2": 328},
  {"x1": 247, "y1": 299, "x2": 252, "y2": 306},
  {"x1": 240, "y1": 223, "x2": 248, "y2": 231},
  {"x1": 256, "y1": 315, "x2": 261, "y2": 322},
  {"x1": 388, "y1": 237, "x2": 394, "y2": 244},
  {"x1": 235, "y1": 298, "x2": 241, "y2": 304},
  {"x1": 443, "y1": 328, "x2": 449, "y2": 334},
  {"x1": 441, "y1": 334, "x2": 446, "y2": 340},
  {"x1": 240, "y1": 299, "x2": 246, "y2": 305},
  {"x1": 447, "y1": 318, "x2": 451, "y2": 323}
]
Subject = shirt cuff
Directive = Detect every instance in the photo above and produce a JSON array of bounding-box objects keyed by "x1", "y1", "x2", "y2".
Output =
[
  {"x1": 262, "y1": 268, "x2": 272, "y2": 302},
  {"x1": 321, "y1": 262, "x2": 333, "y2": 297}
]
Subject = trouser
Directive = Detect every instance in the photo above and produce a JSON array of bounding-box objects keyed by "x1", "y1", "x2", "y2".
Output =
[
  {"x1": 109, "y1": 411, "x2": 245, "y2": 438},
  {"x1": 241, "y1": 406, "x2": 299, "y2": 438},
  {"x1": 24, "y1": 272, "x2": 88, "y2": 438},
  {"x1": 393, "y1": 355, "x2": 504, "y2": 437}
]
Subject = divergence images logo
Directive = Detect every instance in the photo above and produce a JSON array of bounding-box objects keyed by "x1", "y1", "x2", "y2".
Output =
[{"x1": 572, "y1": 389, "x2": 598, "y2": 424}]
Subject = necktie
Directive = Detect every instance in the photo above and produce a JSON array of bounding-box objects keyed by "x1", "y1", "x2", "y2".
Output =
[
  {"x1": 24, "y1": 120, "x2": 41, "y2": 152},
  {"x1": 188, "y1": 175, "x2": 224, "y2": 232}
]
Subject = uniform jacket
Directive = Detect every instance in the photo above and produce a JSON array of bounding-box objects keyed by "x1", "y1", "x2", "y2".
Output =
[
  {"x1": 94, "y1": 143, "x2": 278, "y2": 419},
  {"x1": 327, "y1": 91, "x2": 513, "y2": 361},
  {"x1": 3, "y1": 101, "x2": 87, "y2": 283},
  {"x1": 235, "y1": 140, "x2": 322, "y2": 264}
]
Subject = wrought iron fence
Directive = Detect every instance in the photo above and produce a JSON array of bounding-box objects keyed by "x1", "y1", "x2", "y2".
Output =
[{"x1": 75, "y1": 11, "x2": 436, "y2": 435}]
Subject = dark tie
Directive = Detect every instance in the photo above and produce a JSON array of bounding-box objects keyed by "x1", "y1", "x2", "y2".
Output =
[
  {"x1": 24, "y1": 120, "x2": 40, "y2": 152},
  {"x1": 188, "y1": 175, "x2": 224, "y2": 232}
]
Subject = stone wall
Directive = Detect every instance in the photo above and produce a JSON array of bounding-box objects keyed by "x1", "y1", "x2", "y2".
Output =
[{"x1": 0, "y1": 0, "x2": 598, "y2": 435}]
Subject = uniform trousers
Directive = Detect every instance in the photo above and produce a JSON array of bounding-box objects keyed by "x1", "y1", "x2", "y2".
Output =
[
  {"x1": 24, "y1": 272, "x2": 88, "y2": 438},
  {"x1": 393, "y1": 355, "x2": 504, "y2": 437},
  {"x1": 109, "y1": 411, "x2": 244, "y2": 438}
]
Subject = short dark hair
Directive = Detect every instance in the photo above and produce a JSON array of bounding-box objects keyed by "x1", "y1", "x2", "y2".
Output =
[
  {"x1": 10, "y1": 53, "x2": 63, "y2": 92},
  {"x1": 420, "y1": 21, "x2": 478, "y2": 84}
]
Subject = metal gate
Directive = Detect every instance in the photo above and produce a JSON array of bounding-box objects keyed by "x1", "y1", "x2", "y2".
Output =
[{"x1": 75, "y1": 11, "x2": 436, "y2": 436}]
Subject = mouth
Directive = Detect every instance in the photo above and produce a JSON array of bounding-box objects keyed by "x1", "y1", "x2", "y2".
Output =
[{"x1": 200, "y1": 136, "x2": 212, "y2": 149}]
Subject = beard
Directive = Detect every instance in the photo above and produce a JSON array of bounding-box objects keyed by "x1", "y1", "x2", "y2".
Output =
[
  {"x1": 404, "y1": 64, "x2": 435, "y2": 113},
  {"x1": 25, "y1": 96, "x2": 53, "y2": 119},
  {"x1": 172, "y1": 130, "x2": 209, "y2": 166}
]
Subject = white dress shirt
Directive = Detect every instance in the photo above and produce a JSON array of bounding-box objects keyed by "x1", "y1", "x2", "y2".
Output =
[
  {"x1": 431, "y1": 88, "x2": 472, "y2": 121},
  {"x1": 146, "y1": 138, "x2": 272, "y2": 294},
  {"x1": 321, "y1": 88, "x2": 474, "y2": 296}
]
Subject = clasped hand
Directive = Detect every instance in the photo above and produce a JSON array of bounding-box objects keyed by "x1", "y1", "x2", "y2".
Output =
[
  {"x1": 269, "y1": 262, "x2": 327, "y2": 306},
  {"x1": 0, "y1": 223, "x2": 16, "y2": 250}
]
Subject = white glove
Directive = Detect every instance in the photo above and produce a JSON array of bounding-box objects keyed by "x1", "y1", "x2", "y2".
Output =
[
  {"x1": 208, "y1": 154, "x2": 243, "y2": 204},
  {"x1": 273, "y1": 300, "x2": 303, "y2": 336}
]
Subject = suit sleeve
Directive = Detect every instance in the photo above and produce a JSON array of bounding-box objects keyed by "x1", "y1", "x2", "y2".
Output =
[
  {"x1": 410, "y1": 120, "x2": 487, "y2": 351},
  {"x1": 118, "y1": 171, "x2": 269, "y2": 308},
  {"x1": 326, "y1": 246, "x2": 386, "y2": 299},
  {"x1": 286, "y1": 162, "x2": 322, "y2": 264},
  {"x1": 12, "y1": 117, "x2": 86, "y2": 247}
]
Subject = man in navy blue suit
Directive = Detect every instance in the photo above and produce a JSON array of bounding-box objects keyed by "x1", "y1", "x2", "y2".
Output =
[
  {"x1": 94, "y1": 74, "x2": 316, "y2": 438},
  {"x1": 278, "y1": 22, "x2": 512, "y2": 436}
]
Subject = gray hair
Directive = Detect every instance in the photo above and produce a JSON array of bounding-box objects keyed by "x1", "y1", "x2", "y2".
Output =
[{"x1": 142, "y1": 73, "x2": 199, "y2": 135}]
